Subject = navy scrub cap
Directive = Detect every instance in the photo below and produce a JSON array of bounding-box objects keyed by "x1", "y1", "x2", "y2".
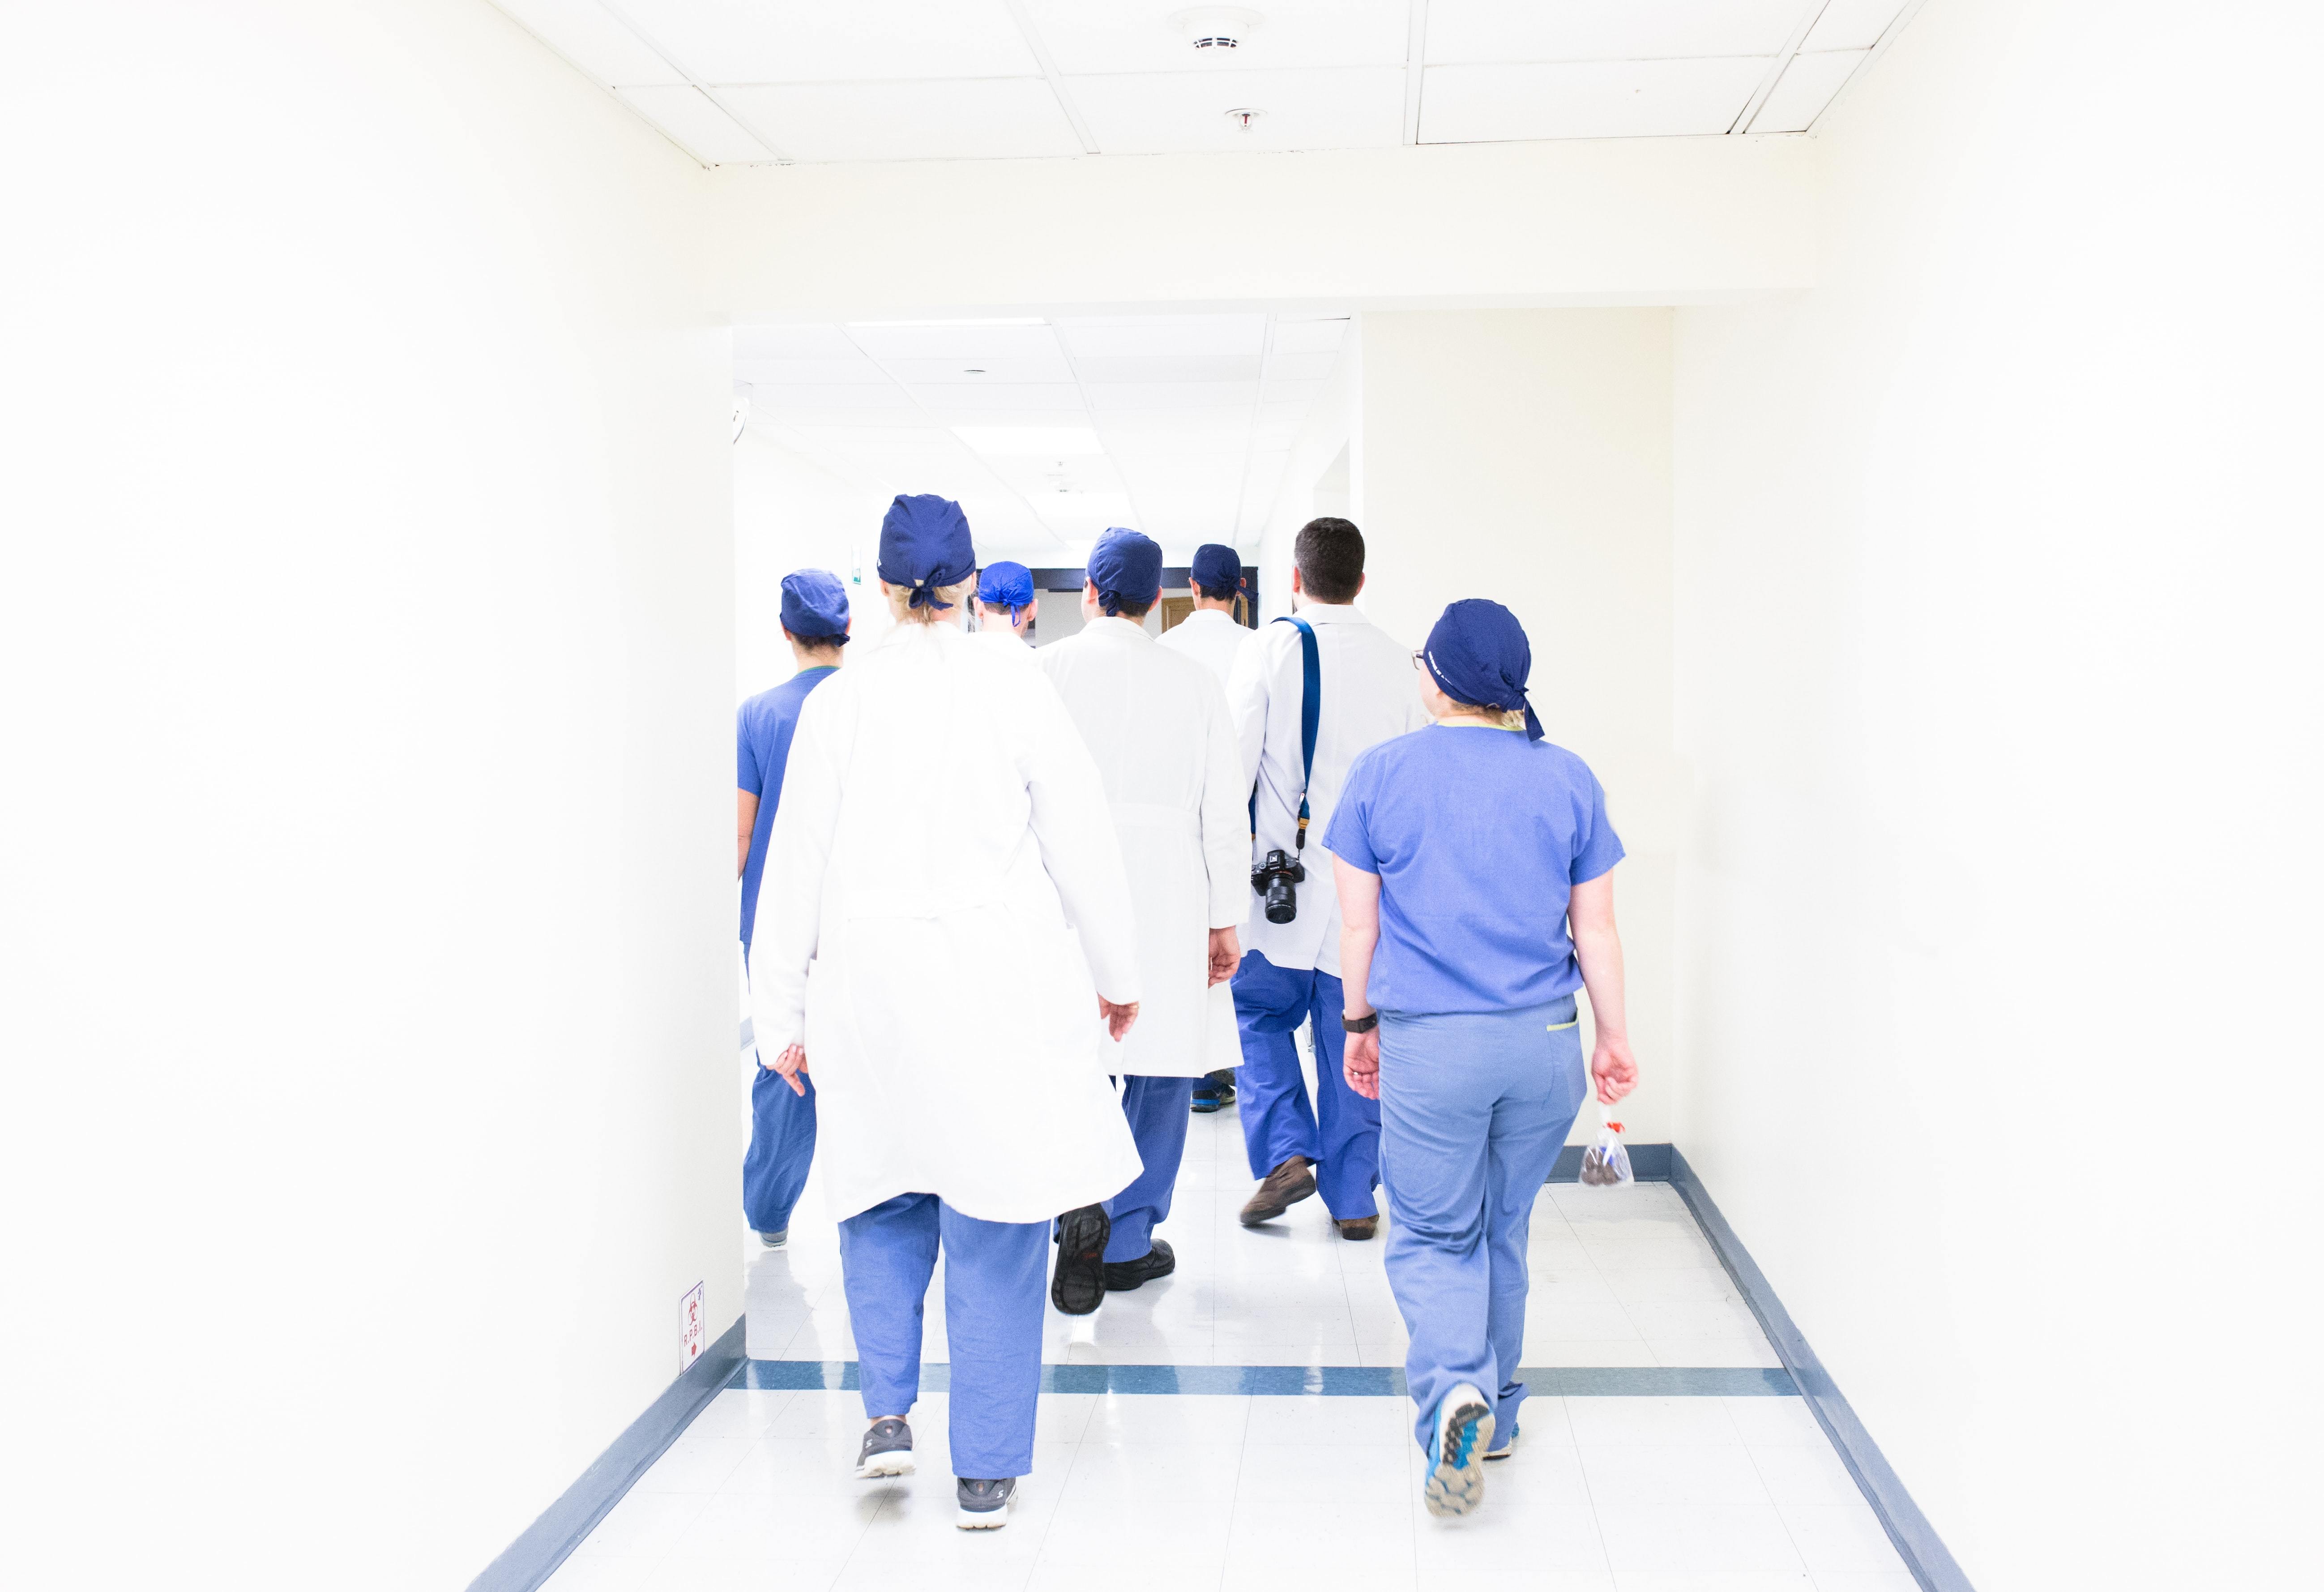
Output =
[
  {"x1": 1423, "y1": 599, "x2": 1544, "y2": 741},
  {"x1": 779, "y1": 568, "x2": 851, "y2": 640},
  {"x1": 977, "y1": 560, "x2": 1035, "y2": 609},
  {"x1": 1189, "y1": 543, "x2": 1243, "y2": 592},
  {"x1": 877, "y1": 493, "x2": 977, "y2": 609},
  {"x1": 1089, "y1": 528, "x2": 1163, "y2": 617}
]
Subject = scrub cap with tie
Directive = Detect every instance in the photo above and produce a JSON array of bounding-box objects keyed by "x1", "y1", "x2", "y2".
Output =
[
  {"x1": 1422, "y1": 599, "x2": 1544, "y2": 741},
  {"x1": 877, "y1": 494, "x2": 976, "y2": 610},
  {"x1": 1088, "y1": 528, "x2": 1163, "y2": 617}
]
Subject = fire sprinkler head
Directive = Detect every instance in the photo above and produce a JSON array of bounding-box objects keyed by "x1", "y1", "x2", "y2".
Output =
[
  {"x1": 1225, "y1": 107, "x2": 1265, "y2": 131},
  {"x1": 1175, "y1": 7, "x2": 1263, "y2": 52}
]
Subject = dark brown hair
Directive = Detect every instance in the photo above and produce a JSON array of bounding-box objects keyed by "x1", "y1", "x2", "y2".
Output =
[{"x1": 1294, "y1": 517, "x2": 1365, "y2": 603}]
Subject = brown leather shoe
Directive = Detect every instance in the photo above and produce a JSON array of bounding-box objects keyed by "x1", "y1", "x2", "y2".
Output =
[
  {"x1": 1239, "y1": 1157, "x2": 1317, "y2": 1225},
  {"x1": 1335, "y1": 1216, "x2": 1378, "y2": 1241}
]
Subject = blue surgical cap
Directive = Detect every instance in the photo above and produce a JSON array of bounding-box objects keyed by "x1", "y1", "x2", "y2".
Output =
[
  {"x1": 1089, "y1": 528, "x2": 1163, "y2": 617},
  {"x1": 1189, "y1": 543, "x2": 1243, "y2": 594},
  {"x1": 779, "y1": 568, "x2": 850, "y2": 640},
  {"x1": 1422, "y1": 599, "x2": 1544, "y2": 741},
  {"x1": 877, "y1": 494, "x2": 976, "y2": 610},
  {"x1": 977, "y1": 561, "x2": 1034, "y2": 610}
]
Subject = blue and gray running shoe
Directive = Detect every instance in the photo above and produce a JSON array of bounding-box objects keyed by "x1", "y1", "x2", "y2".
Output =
[
  {"x1": 1423, "y1": 1385, "x2": 1494, "y2": 1517},
  {"x1": 855, "y1": 1417, "x2": 913, "y2": 1479},
  {"x1": 956, "y1": 1476, "x2": 1016, "y2": 1529}
]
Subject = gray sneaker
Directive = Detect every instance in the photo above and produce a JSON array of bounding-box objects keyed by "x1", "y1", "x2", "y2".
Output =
[
  {"x1": 955, "y1": 1476, "x2": 1016, "y2": 1529},
  {"x1": 855, "y1": 1417, "x2": 914, "y2": 1479},
  {"x1": 756, "y1": 1228, "x2": 788, "y2": 1249},
  {"x1": 1422, "y1": 1383, "x2": 1494, "y2": 1518}
]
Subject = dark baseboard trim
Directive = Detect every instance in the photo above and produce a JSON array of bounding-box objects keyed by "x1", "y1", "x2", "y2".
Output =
[
  {"x1": 1549, "y1": 1141, "x2": 1672, "y2": 1181},
  {"x1": 468, "y1": 1314, "x2": 747, "y2": 1592},
  {"x1": 1670, "y1": 1150, "x2": 1975, "y2": 1592}
]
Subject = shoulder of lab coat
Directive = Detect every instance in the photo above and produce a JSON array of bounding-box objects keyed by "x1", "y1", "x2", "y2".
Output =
[{"x1": 748, "y1": 675, "x2": 849, "y2": 1056}]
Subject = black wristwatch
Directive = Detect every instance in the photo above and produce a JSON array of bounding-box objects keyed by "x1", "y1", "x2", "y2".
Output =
[{"x1": 1341, "y1": 1012, "x2": 1378, "y2": 1034}]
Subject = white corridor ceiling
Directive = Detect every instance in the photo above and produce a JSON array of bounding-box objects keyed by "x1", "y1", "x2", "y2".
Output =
[
  {"x1": 493, "y1": 1, "x2": 1923, "y2": 166},
  {"x1": 738, "y1": 313, "x2": 1347, "y2": 563}
]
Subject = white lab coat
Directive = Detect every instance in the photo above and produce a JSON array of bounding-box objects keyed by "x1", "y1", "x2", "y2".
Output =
[
  {"x1": 1227, "y1": 602, "x2": 1432, "y2": 977},
  {"x1": 969, "y1": 624, "x2": 1037, "y2": 662},
  {"x1": 1157, "y1": 607, "x2": 1257, "y2": 689},
  {"x1": 750, "y1": 622, "x2": 1143, "y2": 1224},
  {"x1": 1038, "y1": 618, "x2": 1248, "y2": 1077}
]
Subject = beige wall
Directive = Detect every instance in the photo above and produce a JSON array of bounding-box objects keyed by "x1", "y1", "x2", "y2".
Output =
[
  {"x1": 1356, "y1": 310, "x2": 1678, "y2": 1144},
  {"x1": 1, "y1": 3, "x2": 733, "y2": 1587},
  {"x1": 1672, "y1": 1, "x2": 2323, "y2": 1588}
]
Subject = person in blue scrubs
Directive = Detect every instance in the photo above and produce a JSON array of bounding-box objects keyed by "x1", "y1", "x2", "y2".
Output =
[
  {"x1": 736, "y1": 568, "x2": 850, "y2": 1247},
  {"x1": 1324, "y1": 599, "x2": 1640, "y2": 1520}
]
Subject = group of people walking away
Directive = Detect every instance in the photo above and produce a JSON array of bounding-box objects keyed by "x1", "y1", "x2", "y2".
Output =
[{"x1": 735, "y1": 496, "x2": 1637, "y2": 1528}]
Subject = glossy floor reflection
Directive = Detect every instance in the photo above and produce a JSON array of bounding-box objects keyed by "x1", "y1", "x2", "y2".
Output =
[{"x1": 544, "y1": 1100, "x2": 1919, "y2": 1590}]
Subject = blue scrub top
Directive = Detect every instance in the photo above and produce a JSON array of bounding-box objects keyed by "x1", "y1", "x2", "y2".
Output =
[
  {"x1": 737, "y1": 666, "x2": 837, "y2": 952},
  {"x1": 1325, "y1": 724, "x2": 1624, "y2": 1015}
]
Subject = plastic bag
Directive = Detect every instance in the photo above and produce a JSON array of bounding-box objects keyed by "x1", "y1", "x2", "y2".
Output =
[{"x1": 1578, "y1": 1103, "x2": 1634, "y2": 1188}]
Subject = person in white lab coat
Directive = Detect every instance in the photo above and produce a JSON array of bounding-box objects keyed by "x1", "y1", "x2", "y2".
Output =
[
  {"x1": 1227, "y1": 517, "x2": 1432, "y2": 1237},
  {"x1": 971, "y1": 560, "x2": 1038, "y2": 655},
  {"x1": 751, "y1": 494, "x2": 1143, "y2": 1531},
  {"x1": 1036, "y1": 529, "x2": 1247, "y2": 1313},
  {"x1": 1158, "y1": 541, "x2": 1260, "y2": 1115}
]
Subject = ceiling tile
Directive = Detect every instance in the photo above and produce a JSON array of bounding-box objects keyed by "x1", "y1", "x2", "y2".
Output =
[
  {"x1": 734, "y1": 357, "x2": 893, "y2": 385},
  {"x1": 1424, "y1": 0, "x2": 1807, "y2": 64},
  {"x1": 1058, "y1": 316, "x2": 1268, "y2": 357},
  {"x1": 1085, "y1": 381, "x2": 1259, "y2": 411},
  {"x1": 1749, "y1": 49, "x2": 1868, "y2": 133},
  {"x1": 1269, "y1": 319, "x2": 1350, "y2": 354},
  {"x1": 718, "y1": 78, "x2": 1081, "y2": 163},
  {"x1": 884, "y1": 350, "x2": 1076, "y2": 384},
  {"x1": 613, "y1": 85, "x2": 776, "y2": 163},
  {"x1": 619, "y1": 0, "x2": 1038, "y2": 82},
  {"x1": 735, "y1": 326, "x2": 864, "y2": 359},
  {"x1": 1803, "y1": 0, "x2": 1910, "y2": 52},
  {"x1": 749, "y1": 383, "x2": 917, "y2": 411},
  {"x1": 1261, "y1": 351, "x2": 1339, "y2": 382},
  {"x1": 846, "y1": 324, "x2": 1068, "y2": 362},
  {"x1": 1072, "y1": 355, "x2": 1263, "y2": 384},
  {"x1": 492, "y1": 0, "x2": 683, "y2": 86},
  {"x1": 1069, "y1": 67, "x2": 1405, "y2": 154},
  {"x1": 1421, "y1": 57, "x2": 1770, "y2": 142},
  {"x1": 1022, "y1": 0, "x2": 1409, "y2": 75}
]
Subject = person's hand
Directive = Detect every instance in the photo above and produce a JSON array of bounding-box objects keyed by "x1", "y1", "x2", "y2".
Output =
[
  {"x1": 1343, "y1": 1025, "x2": 1380, "y2": 1101},
  {"x1": 1207, "y1": 926, "x2": 1242, "y2": 987},
  {"x1": 1590, "y1": 1033, "x2": 1638, "y2": 1104},
  {"x1": 1098, "y1": 997, "x2": 1140, "y2": 1043},
  {"x1": 765, "y1": 1043, "x2": 810, "y2": 1098}
]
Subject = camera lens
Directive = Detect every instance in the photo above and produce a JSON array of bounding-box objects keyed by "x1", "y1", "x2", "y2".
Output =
[{"x1": 1265, "y1": 874, "x2": 1296, "y2": 924}]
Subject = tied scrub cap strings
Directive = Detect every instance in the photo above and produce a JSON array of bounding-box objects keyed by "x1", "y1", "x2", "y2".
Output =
[
  {"x1": 878, "y1": 493, "x2": 977, "y2": 610},
  {"x1": 1421, "y1": 598, "x2": 1545, "y2": 741},
  {"x1": 1089, "y1": 527, "x2": 1164, "y2": 618}
]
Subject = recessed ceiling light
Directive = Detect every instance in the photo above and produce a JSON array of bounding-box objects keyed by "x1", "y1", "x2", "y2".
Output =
[{"x1": 953, "y1": 426, "x2": 1104, "y2": 456}]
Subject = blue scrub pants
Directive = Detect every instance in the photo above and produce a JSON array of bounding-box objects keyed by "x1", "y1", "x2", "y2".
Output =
[
  {"x1": 837, "y1": 1193, "x2": 1048, "y2": 1481},
  {"x1": 743, "y1": 1060, "x2": 818, "y2": 1235},
  {"x1": 1378, "y1": 996, "x2": 1587, "y2": 1453},
  {"x1": 1104, "y1": 1075, "x2": 1194, "y2": 1262},
  {"x1": 1231, "y1": 951, "x2": 1380, "y2": 1220}
]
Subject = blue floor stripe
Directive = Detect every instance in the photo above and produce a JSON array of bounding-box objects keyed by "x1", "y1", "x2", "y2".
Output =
[{"x1": 735, "y1": 1360, "x2": 1795, "y2": 1397}]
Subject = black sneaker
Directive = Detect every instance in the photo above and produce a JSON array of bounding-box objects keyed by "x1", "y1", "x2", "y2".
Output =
[
  {"x1": 1102, "y1": 1238, "x2": 1176, "y2": 1292},
  {"x1": 1051, "y1": 1204, "x2": 1110, "y2": 1315},
  {"x1": 854, "y1": 1416, "x2": 913, "y2": 1478},
  {"x1": 1191, "y1": 1070, "x2": 1236, "y2": 1113},
  {"x1": 956, "y1": 1475, "x2": 1016, "y2": 1529}
]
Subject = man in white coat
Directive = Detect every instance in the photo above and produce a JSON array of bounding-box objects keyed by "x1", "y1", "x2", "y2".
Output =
[
  {"x1": 1158, "y1": 541, "x2": 1259, "y2": 1116},
  {"x1": 752, "y1": 495, "x2": 1142, "y2": 1530},
  {"x1": 971, "y1": 560, "x2": 1038, "y2": 655},
  {"x1": 1228, "y1": 517, "x2": 1432, "y2": 1238},
  {"x1": 1038, "y1": 529, "x2": 1248, "y2": 1312}
]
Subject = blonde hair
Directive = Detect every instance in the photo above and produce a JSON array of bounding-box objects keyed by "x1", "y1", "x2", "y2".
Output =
[
  {"x1": 1444, "y1": 698, "x2": 1528, "y2": 732},
  {"x1": 884, "y1": 579, "x2": 973, "y2": 625}
]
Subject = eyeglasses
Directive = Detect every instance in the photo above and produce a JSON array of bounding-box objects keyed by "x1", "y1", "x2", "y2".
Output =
[{"x1": 1410, "y1": 650, "x2": 1425, "y2": 670}]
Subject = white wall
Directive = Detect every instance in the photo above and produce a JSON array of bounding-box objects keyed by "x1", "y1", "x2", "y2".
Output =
[
  {"x1": 705, "y1": 137, "x2": 1820, "y2": 319},
  {"x1": 0, "y1": 4, "x2": 733, "y2": 1587},
  {"x1": 1356, "y1": 310, "x2": 1679, "y2": 1146},
  {"x1": 1671, "y1": 2, "x2": 2323, "y2": 1588},
  {"x1": 734, "y1": 430, "x2": 894, "y2": 700}
]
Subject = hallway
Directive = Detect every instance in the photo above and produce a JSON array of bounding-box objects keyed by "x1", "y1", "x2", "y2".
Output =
[{"x1": 545, "y1": 1108, "x2": 1915, "y2": 1590}]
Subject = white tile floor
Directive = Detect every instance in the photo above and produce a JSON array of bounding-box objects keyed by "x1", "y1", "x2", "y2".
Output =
[{"x1": 544, "y1": 1106, "x2": 1920, "y2": 1591}]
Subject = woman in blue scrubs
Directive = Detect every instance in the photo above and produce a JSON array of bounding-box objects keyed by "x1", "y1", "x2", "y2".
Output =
[{"x1": 1324, "y1": 599, "x2": 1640, "y2": 1520}]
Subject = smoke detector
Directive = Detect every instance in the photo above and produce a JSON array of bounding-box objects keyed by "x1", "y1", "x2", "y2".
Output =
[{"x1": 1175, "y1": 7, "x2": 1262, "y2": 52}]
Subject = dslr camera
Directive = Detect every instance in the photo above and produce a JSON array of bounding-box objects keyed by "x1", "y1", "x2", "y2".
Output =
[{"x1": 1250, "y1": 848, "x2": 1306, "y2": 925}]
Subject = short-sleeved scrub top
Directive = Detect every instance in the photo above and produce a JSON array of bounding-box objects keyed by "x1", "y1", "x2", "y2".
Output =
[
  {"x1": 1324, "y1": 723, "x2": 1624, "y2": 1015},
  {"x1": 737, "y1": 666, "x2": 838, "y2": 953}
]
